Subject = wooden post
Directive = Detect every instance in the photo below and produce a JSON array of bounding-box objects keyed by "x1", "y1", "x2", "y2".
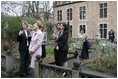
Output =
[{"x1": 34, "y1": 55, "x2": 42, "y2": 78}]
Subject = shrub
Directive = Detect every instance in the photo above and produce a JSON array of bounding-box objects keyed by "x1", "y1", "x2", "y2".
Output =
[
  {"x1": 85, "y1": 41, "x2": 117, "y2": 74},
  {"x1": 69, "y1": 43, "x2": 76, "y2": 52},
  {"x1": 46, "y1": 45, "x2": 54, "y2": 55}
]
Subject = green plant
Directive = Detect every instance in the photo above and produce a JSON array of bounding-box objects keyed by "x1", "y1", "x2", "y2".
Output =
[
  {"x1": 46, "y1": 45, "x2": 54, "y2": 55},
  {"x1": 1, "y1": 15, "x2": 22, "y2": 54},
  {"x1": 97, "y1": 41, "x2": 116, "y2": 54},
  {"x1": 69, "y1": 43, "x2": 76, "y2": 52},
  {"x1": 22, "y1": 16, "x2": 36, "y2": 24},
  {"x1": 12, "y1": 64, "x2": 19, "y2": 71},
  {"x1": 85, "y1": 41, "x2": 117, "y2": 74},
  {"x1": 45, "y1": 22, "x2": 54, "y2": 40}
]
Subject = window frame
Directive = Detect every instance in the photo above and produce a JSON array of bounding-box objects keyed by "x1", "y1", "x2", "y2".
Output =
[
  {"x1": 79, "y1": 6, "x2": 86, "y2": 20},
  {"x1": 99, "y1": 23, "x2": 107, "y2": 38},
  {"x1": 79, "y1": 24, "x2": 86, "y2": 33},
  {"x1": 67, "y1": 8, "x2": 72, "y2": 21},
  {"x1": 100, "y1": 3, "x2": 108, "y2": 18},
  {"x1": 57, "y1": 10, "x2": 62, "y2": 21}
]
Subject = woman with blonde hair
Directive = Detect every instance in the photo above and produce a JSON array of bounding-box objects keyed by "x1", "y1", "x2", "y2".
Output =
[{"x1": 29, "y1": 20, "x2": 44, "y2": 70}]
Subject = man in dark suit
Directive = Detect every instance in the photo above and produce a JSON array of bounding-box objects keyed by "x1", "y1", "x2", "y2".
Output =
[
  {"x1": 17, "y1": 21, "x2": 31, "y2": 77},
  {"x1": 108, "y1": 29, "x2": 115, "y2": 43},
  {"x1": 55, "y1": 22, "x2": 68, "y2": 66}
]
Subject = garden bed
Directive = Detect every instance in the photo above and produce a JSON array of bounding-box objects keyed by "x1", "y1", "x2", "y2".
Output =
[{"x1": 81, "y1": 41, "x2": 117, "y2": 77}]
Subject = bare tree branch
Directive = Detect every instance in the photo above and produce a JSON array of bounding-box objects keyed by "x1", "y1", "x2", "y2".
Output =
[
  {"x1": 1, "y1": 1, "x2": 23, "y2": 16},
  {"x1": 1, "y1": 1, "x2": 53, "y2": 22}
]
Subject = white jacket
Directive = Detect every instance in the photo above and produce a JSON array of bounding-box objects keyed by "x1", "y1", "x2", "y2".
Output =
[{"x1": 29, "y1": 30, "x2": 44, "y2": 56}]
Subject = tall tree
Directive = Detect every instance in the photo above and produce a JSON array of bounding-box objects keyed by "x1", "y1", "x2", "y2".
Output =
[
  {"x1": 22, "y1": 1, "x2": 53, "y2": 22},
  {"x1": 41, "y1": 1, "x2": 53, "y2": 22}
]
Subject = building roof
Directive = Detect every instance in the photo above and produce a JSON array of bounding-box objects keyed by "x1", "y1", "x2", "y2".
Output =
[{"x1": 53, "y1": 1, "x2": 84, "y2": 8}]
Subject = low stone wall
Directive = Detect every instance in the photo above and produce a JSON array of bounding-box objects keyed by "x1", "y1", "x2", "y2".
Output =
[
  {"x1": 1, "y1": 53, "x2": 19, "y2": 73},
  {"x1": 34, "y1": 55, "x2": 80, "y2": 78},
  {"x1": 34, "y1": 55, "x2": 117, "y2": 78}
]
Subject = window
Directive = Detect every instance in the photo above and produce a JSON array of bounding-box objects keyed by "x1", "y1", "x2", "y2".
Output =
[
  {"x1": 80, "y1": 6, "x2": 86, "y2": 20},
  {"x1": 60, "y1": 10, "x2": 62, "y2": 21},
  {"x1": 80, "y1": 25, "x2": 86, "y2": 33},
  {"x1": 100, "y1": 3, "x2": 107, "y2": 18},
  {"x1": 57, "y1": 11, "x2": 59, "y2": 21},
  {"x1": 100, "y1": 24, "x2": 107, "y2": 38},
  {"x1": 67, "y1": 8, "x2": 72, "y2": 20},
  {"x1": 57, "y1": 1, "x2": 61, "y2": 5},
  {"x1": 57, "y1": 10, "x2": 62, "y2": 21},
  {"x1": 69, "y1": 25, "x2": 72, "y2": 37}
]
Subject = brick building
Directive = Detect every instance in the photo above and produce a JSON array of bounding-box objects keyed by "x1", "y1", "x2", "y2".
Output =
[{"x1": 53, "y1": 1, "x2": 117, "y2": 39}]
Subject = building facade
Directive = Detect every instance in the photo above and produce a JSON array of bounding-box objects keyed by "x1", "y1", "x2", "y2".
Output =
[{"x1": 53, "y1": 1, "x2": 117, "y2": 39}]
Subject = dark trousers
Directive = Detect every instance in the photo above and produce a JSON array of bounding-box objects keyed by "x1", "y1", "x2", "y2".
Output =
[
  {"x1": 110, "y1": 38, "x2": 114, "y2": 43},
  {"x1": 109, "y1": 36, "x2": 114, "y2": 43},
  {"x1": 19, "y1": 49, "x2": 30, "y2": 75},
  {"x1": 42, "y1": 45, "x2": 46, "y2": 58},
  {"x1": 54, "y1": 48, "x2": 63, "y2": 66}
]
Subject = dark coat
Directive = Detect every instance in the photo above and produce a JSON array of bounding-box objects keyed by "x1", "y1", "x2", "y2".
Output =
[
  {"x1": 17, "y1": 30, "x2": 31, "y2": 51},
  {"x1": 109, "y1": 31, "x2": 115, "y2": 38},
  {"x1": 80, "y1": 40, "x2": 90, "y2": 59},
  {"x1": 108, "y1": 31, "x2": 115, "y2": 42},
  {"x1": 56, "y1": 30, "x2": 69, "y2": 52},
  {"x1": 54, "y1": 30, "x2": 68, "y2": 66},
  {"x1": 17, "y1": 30, "x2": 31, "y2": 75}
]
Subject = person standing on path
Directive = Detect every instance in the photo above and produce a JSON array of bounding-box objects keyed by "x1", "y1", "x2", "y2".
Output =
[
  {"x1": 54, "y1": 22, "x2": 61, "y2": 66},
  {"x1": 17, "y1": 21, "x2": 31, "y2": 77},
  {"x1": 55, "y1": 22, "x2": 69, "y2": 67},
  {"x1": 29, "y1": 20, "x2": 44, "y2": 70}
]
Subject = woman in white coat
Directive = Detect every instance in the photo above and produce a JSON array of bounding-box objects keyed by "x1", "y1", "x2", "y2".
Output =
[{"x1": 29, "y1": 21, "x2": 44, "y2": 69}]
